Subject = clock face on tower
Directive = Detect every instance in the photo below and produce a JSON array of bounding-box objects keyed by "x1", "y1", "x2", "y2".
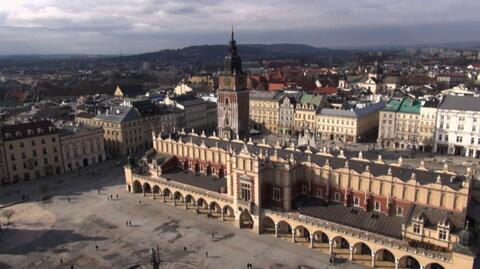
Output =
[{"x1": 224, "y1": 77, "x2": 231, "y2": 86}]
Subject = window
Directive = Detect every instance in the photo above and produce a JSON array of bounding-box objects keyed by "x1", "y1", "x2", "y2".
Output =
[
  {"x1": 20, "y1": 142, "x2": 24, "y2": 148},
  {"x1": 438, "y1": 134, "x2": 442, "y2": 140},
  {"x1": 10, "y1": 154, "x2": 15, "y2": 161},
  {"x1": 12, "y1": 164, "x2": 16, "y2": 171},
  {"x1": 53, "y1": 147, "x2": 57, "y2": 153},
  {"x1": 439, "y1": 229, "x2": 447, "y2": 240},
  {"x1": 33, "y1": 150, "x2": 37, "y2": 157},
  {"x1": 473, "y1": 126, "x2": 477, "y2": 132},
  {"x1": 44, "y1": 158, "x2": 48, "y2": 165},
  {"x1": 273, "y1": 187, "x2": 281, "y2": 201},
  {"x1": 41, "y1": 139, "x2": 45, "y2": 144},
  {"x1": 31, "y1": 140, "x2": 35, "y2": 146},
  {"x1": 445, "y1": 135, "x2": 448, "y2": 141},
  {"x1": 396, "y1": 206, "x2": 403, "y2": 216},
  {"x1": 456, "y1": 136, "x2": 463, "y2": 143},
  {"x1": 374, "y1": 201, "x2": 381, "y2": 212},
  {"x1": 8, "y1": 144, "x2": 13, "y2": 150},
  {"x1": 54, "y1": 156, "x2": 58, "y2": 162},
  {"x1": 458, "y1": 125, "x2": 464, "y2": 131},
  {"x1": 413, "y1": 223, "x2": 421, "y2": 234},
  {"x1": 21, "y1": 152, "x2": 26, "y2": 159},
  {"x1": 225, "y1": 98, "x2": 229, "y2": 105},
  {"x1": 334, "y1": 192, "x2": 341, "y2": 202},
  {"x1": 43, "y1": 148, "x2": 47, "y2": 154},
  {"x1": 241, "y1": 182, "x2": 251, "y2": 202},
  {"x1": 353, "y1": 196, "x2": 360, "y2": 207},
  {"x1": 471, "y1": 137, "x2": 475, "y2": 145}
]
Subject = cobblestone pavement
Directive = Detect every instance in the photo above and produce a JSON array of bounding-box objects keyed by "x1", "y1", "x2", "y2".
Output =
[{"x1": 0, "y1": 161, "x2": 368, "y2": 269}]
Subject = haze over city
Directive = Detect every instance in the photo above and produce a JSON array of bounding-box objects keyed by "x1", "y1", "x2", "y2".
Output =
[{"x1": 0, "y1": 0, "x2": 479, "y2": 54}]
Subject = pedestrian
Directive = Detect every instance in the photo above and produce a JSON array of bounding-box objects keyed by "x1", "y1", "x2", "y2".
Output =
[
  {"x1": 205, "y1": 251, "x2": 208, "y2": 258},
  {"x1": 184, "y1": 246, "x2": 187, "y2": 253},
  {"x1": 116, "y1": 194, "x2": 119, "y2": 199},
  {"x1": 211, "y1": 232, "x2": 214, "y2": 238},
  {"x1": 70, "y1": 265, "x2": 74, "y2": 269},
  {"x1": 139, "y1": 200, "x2": 142, "y2": 204},
  {"x1": 67, "y1": 197, "x2": 70, "y2": 203},
  {"x1": 95, "y1": 245, "x2": 98, "y2": 251},
  {"x1": 129, "y1": 220, "x2": 131, "y2": 226},
  {"x1": 98, "y1": 189, "x2": 100, "y2": 195},
  {"x1": 60, "y1": 258, "x2": 63, "y2": 264},
  {"x1": 110, "y1": 195, "x2": 113, "y2": 200},
  {"x1": 126, "y1": 220, "x2": 128, "y2": 227}
]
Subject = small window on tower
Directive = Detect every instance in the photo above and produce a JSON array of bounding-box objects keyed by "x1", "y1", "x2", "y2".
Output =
[{"x1": 225, "y1": 98, "x2": 229, "y2": 105}]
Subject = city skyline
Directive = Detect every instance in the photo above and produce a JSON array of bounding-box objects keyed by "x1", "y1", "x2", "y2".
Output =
[{"x1": 0, "y1": 0, "x2": 479, "y2": 55}]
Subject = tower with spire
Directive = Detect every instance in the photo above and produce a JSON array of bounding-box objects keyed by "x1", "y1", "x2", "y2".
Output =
[{"x1": 217, "y1": 28, "x2": 249, "y2": 140}]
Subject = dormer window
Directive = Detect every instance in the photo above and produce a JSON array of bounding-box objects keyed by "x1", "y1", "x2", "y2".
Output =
[
  {"x1": 27, "y1": 129, "x2": 34, "y2": 135},
  {"x1": 37, "y1": 128, "x2": 44, "y2": 134},
  {"x1": 439, "y1": 229, "x2": 448, "y2": 241},
  {"x1": 374, "y1": 201, "x2": 381, "y2": 212},
  {"x1": 15, "y1": 131, "x2": 22, "y2": 137},
  {"x1": 5, "y1": 133, "x2": 11, "y2": 138},
  {"x1": 396, "y1": 206, "x2": 403, "y2": 216},
  {"x1": 413, "y1": 223, "x2": 422, "y2": 234}
]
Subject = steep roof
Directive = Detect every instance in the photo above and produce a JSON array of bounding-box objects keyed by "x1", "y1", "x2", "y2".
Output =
[
  {"x1": 299, "y1": 94, "x2": 325, "y2": 106},
  {"x1": 95, "y1": 106, "x2": 141, "y2": 123},
  {"x1": 113, "y1": 86, "x2": 124, "y2": 97},
  {"x1": 2, "y1": 120, "x2": 57, "y2": 141}
]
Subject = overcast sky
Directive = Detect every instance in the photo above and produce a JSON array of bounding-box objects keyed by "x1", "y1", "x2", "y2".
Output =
[{"x1": 0, "y1": 0, "x2": 479, "y2": 55}]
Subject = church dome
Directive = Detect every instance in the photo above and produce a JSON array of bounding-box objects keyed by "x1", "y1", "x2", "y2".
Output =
[{"x1": 459, "y1": 221, "x2": 474, "y2": 247}]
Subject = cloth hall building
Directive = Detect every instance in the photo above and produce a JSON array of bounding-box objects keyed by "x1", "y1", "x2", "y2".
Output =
[{"x1": 124, "y1": 129, "x2": 478, "y2": 269}]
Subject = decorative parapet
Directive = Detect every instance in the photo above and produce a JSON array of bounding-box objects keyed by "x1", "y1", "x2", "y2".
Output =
[
  {"x1": 263, "y1": 209, "x2": 452, "y2": 263},
  {"x1": 132, "y1": 174, "x2": 233, "y2": 204}
]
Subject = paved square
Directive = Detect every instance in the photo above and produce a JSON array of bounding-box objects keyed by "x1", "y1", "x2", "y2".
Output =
[{"x1": 0, "y1": 161, "x2": 367, "y2": 269}]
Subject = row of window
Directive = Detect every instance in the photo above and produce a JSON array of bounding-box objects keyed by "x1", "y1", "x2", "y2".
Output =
[
  {"x1": 10, "y1": 147, "x2": 56, "y2": 161},
  {"x1": 7, "y1": 137, "x2": 56, "y2": 149},
  {"x1": 11, "y1": 156, "x2": 60, "y2": 171},
  {"x1": 412, "y1": 223, "x2": 448, "y2": 241}
]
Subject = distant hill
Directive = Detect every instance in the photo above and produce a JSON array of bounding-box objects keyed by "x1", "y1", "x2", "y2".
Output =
[{"x1": 122, "y1": 43, "x2": 336, "y2": 62}]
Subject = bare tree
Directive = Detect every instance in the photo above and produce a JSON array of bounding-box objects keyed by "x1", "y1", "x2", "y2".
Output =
[{"x1": 2, "y1": 209, "x2": 15, "y2": 225}]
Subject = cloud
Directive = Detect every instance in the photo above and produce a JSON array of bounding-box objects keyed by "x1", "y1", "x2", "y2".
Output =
[{"x1": 0, "y1": 0, "x2": 478, "y2": 54}]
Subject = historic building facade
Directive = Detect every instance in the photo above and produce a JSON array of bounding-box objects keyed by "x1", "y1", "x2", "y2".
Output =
[
  {"x1": 378, "y1": 98, "x2": 422, "y2": 150},
  {"x1": 249, "y1": 91, "x2": 284, "y2": 134},
  {"x1": 124, "y1": 130, "x2": 477, "y2": 269},
  {"x1": 217, "y1": 30, "x2": 249, "y2": 139},
  {"x1": 315, "y1": 102, "x2": 384, "y2": 143},
  {"x1": 434, "y1": 95, "x2": 480, "y2": 157},
  {"x1": 59, "y1": 124, "x2": 106, "y2": 171},
  {"x1": 1, "y1": 120, "x2": 63, "y2": 184}
]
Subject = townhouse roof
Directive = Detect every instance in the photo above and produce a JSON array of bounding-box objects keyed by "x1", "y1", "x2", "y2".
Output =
[
  {"x1": 382, "y1": 98, "x2": 421, "y2": 114},
  {"x1": 95, "y1": 106, "x2": 142, "y2": 123},
  {"x1": 299, "y1": 94, "x2": 325, "y2": 107},
  {"x1": 249, "y1": 91, "x2": 285, "y2": 101},
  {"x1": 319, "y1": 101, "x2": 385, "y2": 118},
  {"x1": 405, "y1": 204, "x2": 466, "y2": 234},
  {"x1": 438, "y1": 95, "x2": 480, "y2": 112},
  {"x1": 1, "y1": 120, "x2": 57, "y2": 141}
]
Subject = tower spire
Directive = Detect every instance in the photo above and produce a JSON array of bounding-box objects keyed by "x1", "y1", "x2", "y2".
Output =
[{"x1": 231, "y1": 26, "x2": 234, "y2": 41}]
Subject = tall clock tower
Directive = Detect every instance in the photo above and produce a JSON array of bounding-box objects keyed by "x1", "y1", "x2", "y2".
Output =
[{"x1": 217, "y1": 29, "x2": 249, "y2": 139}]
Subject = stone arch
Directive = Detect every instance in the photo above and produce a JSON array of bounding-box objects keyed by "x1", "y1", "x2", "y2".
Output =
[
  {"x1": 239, "y1": 209, "x2": 254, "y2": 229},
  {"x1": 398, "y1": 255, "x2": 420, "y2": 269},
  {"x1": 152, "y1": 185, "x2": 160, "y2": 194},
  {"x1": 293, "y1": 225, "x2": 310, "y2": 244},
  {"x1": 276, "y1": 220, "x2": 293, "y2": 239},
  {"x1": 352, "y1": 242, "x2": 372, "y2": 264},
  {"x1": 142, "y1": 182, "x2": 152, "y2": 193},
  {"x1": 375, "y1": 248, "x2": 396, "y2": 268},
  {"x1": 185, "y1": 194, "x2": 196, "y2": 204},
  {"x1": 331, "y1": 235, "x2": 350, "y2": 260},
  {"x1": 209, "y1": 201, "x2": 222, "y2": 218},
  {"x1": 133, "y1": 180, "x2": 142, "y2": 193},
  {"x1": 163, "y1": 188, "x2": 172, "y2": 198},
  {"x1": 222, "y1": 205, "x2": 235, "y2": 221},
  {"x1": 312, "y1": 230, "x2": 330, "y2": 251},
  {"x1": 262, "y1": 216, "x2": 275, "y2": 234},
  {"x1": 196, "y1": 197, "x2": 208, "y2": 213},
  {"x1": 425, "y1": 263, "x2": 445, "y2": 269}
]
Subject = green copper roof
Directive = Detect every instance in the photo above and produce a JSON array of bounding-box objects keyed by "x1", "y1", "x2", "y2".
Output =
[
  {"x1": 382, "y1": 98, "x2": 421, "y2": 114},
  {"x1": 299, "y1": 94, "x2": 324, "y2": 106}
]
